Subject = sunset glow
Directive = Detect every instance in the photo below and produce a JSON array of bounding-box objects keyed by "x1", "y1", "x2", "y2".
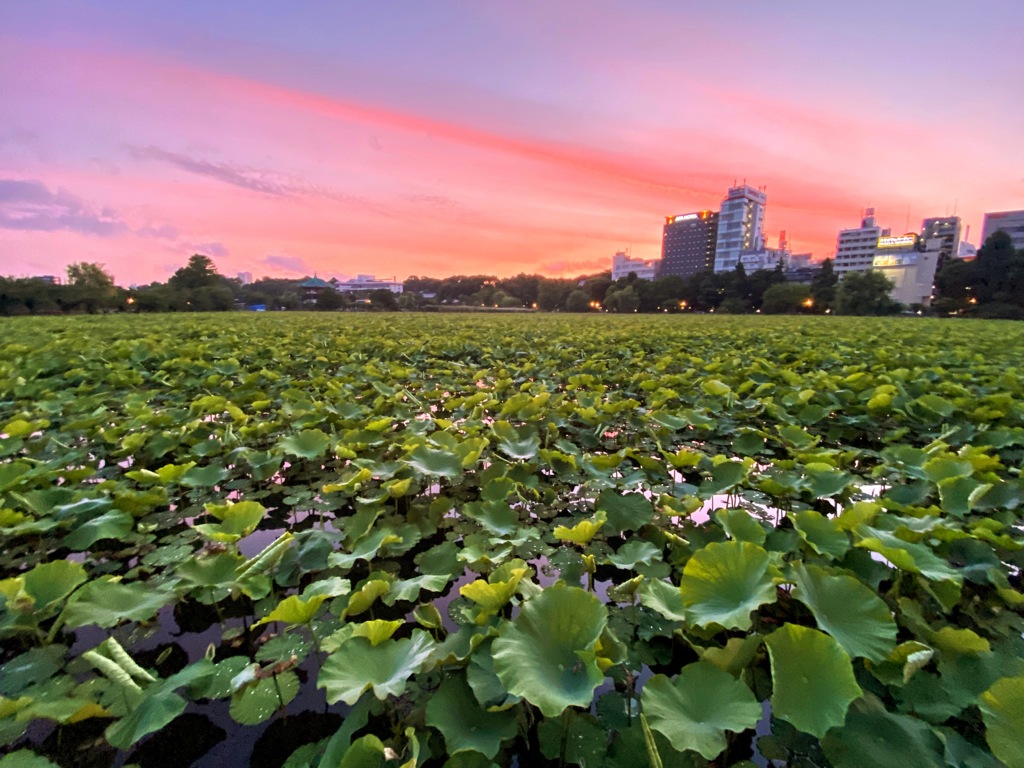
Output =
[{"x1": 2, "y1": 1, "x2": 1022, "y2": 284}]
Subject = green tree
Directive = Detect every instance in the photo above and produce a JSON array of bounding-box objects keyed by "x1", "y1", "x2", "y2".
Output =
[
  {"x1": 316, "y1": 289, "x2": 346, "y2": 311},
  {"x1": 169, "y1": 254, "x2": 221, "y2": 290},
  {"x1": 65, "y1": 262, "x2": 119, "y2": 313},
  {"x1": 565, "y1": 289, "x2": 592, "y2": 313},
  {"x1": 810, "y1": 259, "x2": 837, "y2": 311},
  {"x1": 835, "y1": 271, "x2": 899, "y2": 316},
  {"x1": 369, "y1": 289, "x2": 398, "y2": 310},
  {"x1": 761, "y1": 282, "x2": 811, "y2": 314},
  {"x1": 536, "y1": 279, "x2": 572, "y2": 311}
]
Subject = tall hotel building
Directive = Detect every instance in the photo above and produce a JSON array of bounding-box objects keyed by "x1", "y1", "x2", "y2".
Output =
[
  {"x1": 981, "y1": 210, "x2": 1024, "y2": 251},
  {"x1": 714, "y1": 185, "x2": 767, "y2": 272},
  {"x1": 835, "y1": 208, "x2": 888, "y2": 273},
  {"x1": 658, "y1": 210, "x2": 719, "y2": 279}
]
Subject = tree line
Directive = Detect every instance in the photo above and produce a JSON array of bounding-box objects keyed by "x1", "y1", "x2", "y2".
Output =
[{"x1": 2, "y1": 231, "x2": 1021, "y2": 317}]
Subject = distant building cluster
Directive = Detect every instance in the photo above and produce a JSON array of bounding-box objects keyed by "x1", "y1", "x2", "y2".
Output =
[{"x1": 608, "y1": 180, "x2": 1024, "y2": 308}]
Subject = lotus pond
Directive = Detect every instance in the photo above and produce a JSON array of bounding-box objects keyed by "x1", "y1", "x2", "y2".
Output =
[{"x1": 1, "y1": 312, "x2": 1023, "y2": 768}]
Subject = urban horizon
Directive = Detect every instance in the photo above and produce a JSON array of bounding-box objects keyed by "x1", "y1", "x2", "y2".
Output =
[{"x1": 2, "y1": 2, "x2": 1023, "y2": 286}]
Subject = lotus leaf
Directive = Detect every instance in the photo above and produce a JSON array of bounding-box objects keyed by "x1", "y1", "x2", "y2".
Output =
[
  {"x1": 679, "y1": 541, "x2": 778, "y2": 630},
  {"x1": 318, "y1": 631, "x2": 435, "y2": 704},
  {"x1": 425, "y1": 673, "x2": 518, "y2": 758},
  {"x1": 642, "y1": 661, "x2": 761, "y2": 759},
  {"x1": 491, "y1": 584, "x2": 607, "y2": 717},
  {"x1": 764, "y1": 623, "x2": 862, "y2": 738}
]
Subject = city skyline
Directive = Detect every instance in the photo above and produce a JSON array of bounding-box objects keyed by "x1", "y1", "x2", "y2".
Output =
[{"x1": 2, "y1": 1, "x2": 1023, "y2": 285}]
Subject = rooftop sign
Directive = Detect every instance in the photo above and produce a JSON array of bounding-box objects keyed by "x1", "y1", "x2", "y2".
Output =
[{"x1": 877, "y1": 234, "x2": 919, "y2": 249}]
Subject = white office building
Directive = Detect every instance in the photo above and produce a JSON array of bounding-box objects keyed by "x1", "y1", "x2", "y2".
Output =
[
  {"x1": 714, "y1": 184, "x2": 767, "y2": 272},
  {"x1": 336, "y1": 275, "x2": 404, "y2": 293},
  {"x1": 872, "y1": 234, "x2": 938, "y2": 307},
  {"x1": 981, "y1": 210, "x2": 1024, "y2": 251},
  {"x1": 835, "y1": 208, "x2": 889, "y2": 273},
  {"x1": 611, "y1": 251, "x2": 659, "y2": 281}
]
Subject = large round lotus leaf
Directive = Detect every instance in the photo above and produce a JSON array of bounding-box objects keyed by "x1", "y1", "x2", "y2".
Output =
[
  {"x1": 62, "y1": 578, "x2": 175, "y2": 628},
  {"x1": 21, "y1": 560, "x2": 87, "y2": 611},
  {"x1": 641, "y1": 661, "x2": 761, "y2": 759},
  {"x1": 278, "y1": 429, "x2": 330, "y2": 460},
  {"x1": 230, "y1": 670, "x2": 299, "y2": 725},
  {"x1": 790, "y1": 564, "x2": 896, "y2": 662},
  {"x1": 821, "y1": 706, "x2": 945, "y2": 768},
  {"x1": 764, "y1": 624, "x2": 862, "y2": 738},
  {"x1": 407, "y1": 445, "x2": 463, "y2": 479},
  {"x1": 678, "y1": 541, "x2": 777, "y2": 630},
  {"x1": 318, "y1": 631, "x2": 435, "y2": 705},
  {"x1": 980, "y1": 676, "x2": 1024, "y2": 768},
  {"x1": 491, "y1": 584, "x2": 607, "y2": 717},
  {"x1": 425, "y1": 673, "x2": 518, "y2": 759}
]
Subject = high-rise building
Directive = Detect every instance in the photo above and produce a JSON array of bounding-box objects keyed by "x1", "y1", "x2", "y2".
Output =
[
  {"x1": 714, "y1": 185, "x2": 766, "y2": 272},
  {"x1": 835, "y1": 208, "x2": 889, "y2": 273},
  {"x1": 981, "y1": 210, "x2": 1024, "y2": 251},
  {"x1": 658, "y1": 210, "x2": 719, "y2": 279},
  {"x1": 920, "y1": 217, "x2": 962, "y2": 265}
]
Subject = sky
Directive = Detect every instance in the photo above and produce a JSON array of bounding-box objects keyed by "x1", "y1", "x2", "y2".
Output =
[{"x1": 2, "y1": 1, "x2": 1023, "y2": 285}]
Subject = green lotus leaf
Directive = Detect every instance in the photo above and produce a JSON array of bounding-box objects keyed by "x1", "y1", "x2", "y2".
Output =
[
  {"x1": 0, "y1": 646, "x2": 65, "y2": 695},
  {"x1": 700, "y1": 634, "x2": 762, "y2": 677},
  {"x1": 407, "y1": 445, "x2": 463, "y2": 479},
  {"x1": 491, "y1": 421, "x2": 540, "y2": 460},
  {"x1": 790, "y1": 564, "x2": 896, "y2": 662},
  {"x1": 460, "y1": 569, "x2": 525, "y2": 619},
  {"x1": 426, "y1": 672, "x2": 519, "y2": 759},
  {"x1": 466, "y1": 639, "x2": 521, "y2": 711},
  {"x1": 937, "y1": 475, "x2": 992, "y2": 517},
  {"x1": 0, "y1": 751, "x2": 60, "y2": 768},
  {"x1": 790, "y1": 509, "x2": 850, "y2": 559},
  {"x1": 537, "y1": 710, "x2": 609, "y2": 766},
  {"x1": 278, "y1": 429, "x2": 331, "y2": 460},
  {"x1": 821, "y1": 705, "x2": 946, "y2": 768},
  {"x1": 329, "y1": 527, "x2": 403, "y2": 570},
  {"x1": 22, "y1": 560, "x2": 87, "y2": 611},
  {"x1": 642, "y1": 661, "x2": 761, "y2": 759},
  {"x1": 638, "y1": 578, "x2": 688, "y2": 622},
  {"x1": 318, "y1": 630, "x2": 435, "y2": 704},
  {"x1": 350, "y1": 620, "x2": 403, "y2": 646},
  {"x1": 63, "y1": 509, "x2": 134, "y2": 550},
  {"x1": 384, "y1": 573, "x2": 449, "y2": 605},
  {"x1": 62, "y1": 578, "x2": 176, "y2": 628},
  {"x1": 715, "y1": 508, "x2": 767, "y2": 545},
  {"x1": 180, "y1": 463, "x2": 228, "y2": 488},
  {"x1": 932, "y1": 627, "x2": 990, "y2": 654},
  {"x1": 922, "y1": 456, "x2": 973, "y2": 483},
  {"x1": 343, "y1": 579, "x2": 392, "y2": 618},
  {"x1": 733, "y1": 432, "x2": 765, "y2": 455},
  {"x1": 491, "y1": 584, "x2": 607, "y2": 717},
  {"x1": 606, "y1": 540, "x2": 662, "y2": 570},
  {"x1": 194, "y1": 501, "x2": 266, "y2": 542},
  {"x1": 253, "y1": 594, "x2": 328, "y2": 628},
  {"x1": 553, "y1": 512, "x2": 606, "y2": 546},
  {"x1": 229, "y1": 670, "x2": 299, "y2": 725},
  {"x1": 679, "y1": 541, "x2": 777, "y2": 630},
  {"x1": 464, "y1": 501, "x2": 519, "y2": 537},
  {"x1": 980, "y1": 676, "x2": 1024, "y2": 768},
  {"x1": 338, "y1": 734, "x2": 385, "y2": 768},
  {"x1": 699, "y1": 460, "x2": 747, "y2": 496},
  {"x1": 105, "y1": 661, "x2": 213, "y2": 750},
  {"x1": 596, "y1": 489, "x2": 654, "y2": 533},
  {"x1": 855, "y1": 527, "x2": 962, "y2": 583},
  {"x1": 701, "y1": 379, "x2": 732, "y2": 398},
  {"x1": 765, "y1": 623, "x2": 862, "y2": 738}
]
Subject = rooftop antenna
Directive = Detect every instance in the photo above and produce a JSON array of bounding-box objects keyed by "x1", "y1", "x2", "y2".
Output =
[
  {"x1": 905, "y1": 206, "x2": 910, "y2": 233},
  {"x1": 953, "y1": 199, "x2": 958, "y2": 216}
]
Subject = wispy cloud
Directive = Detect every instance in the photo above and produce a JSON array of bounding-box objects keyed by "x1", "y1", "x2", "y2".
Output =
[
  {"x1": 262, "y1": 254, "x2": 309, "y2": 273},
  {"x1": 127, "y1": 145, "x2": 297, "y2": 197},
  {"x1": 540, "y1": 258, "x2": 609, "y2": 276},
  {"x1": 0, "y1": 178, "x2": 127, "y2": 236}
]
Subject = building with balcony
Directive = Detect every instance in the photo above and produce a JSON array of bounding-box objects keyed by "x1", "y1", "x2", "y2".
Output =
[{"x1": 714, "y1": 185, "x2": 767, "y2": 272}]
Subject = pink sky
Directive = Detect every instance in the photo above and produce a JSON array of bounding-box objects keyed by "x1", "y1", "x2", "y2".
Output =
[{"x1": 2, "y1": 2, "x2": 1022, "y2": 284}]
